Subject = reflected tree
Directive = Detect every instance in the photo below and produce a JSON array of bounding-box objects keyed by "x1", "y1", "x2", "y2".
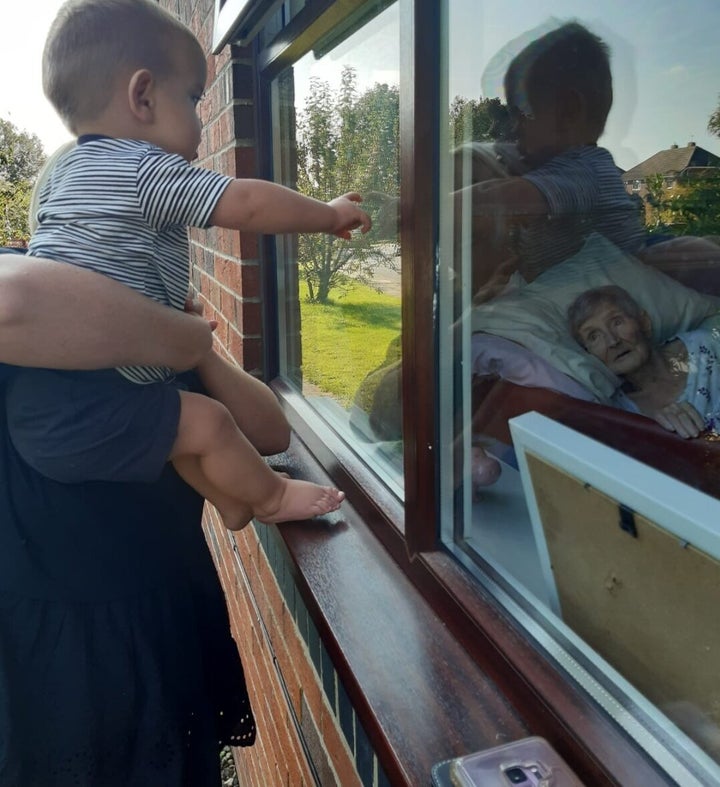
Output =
[
  {"x1": 449, "y1": 96, "x2": 513, "y2": 147},
  {"x1": 708, "y1": 96, "x2": 720, "y2": 140},
  {"x1": 645, "y1": 172, "x2": 720, "y2": 237}
]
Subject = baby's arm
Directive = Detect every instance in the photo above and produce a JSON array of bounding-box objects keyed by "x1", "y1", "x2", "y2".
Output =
[
  {"x1": 210, "y1": 181, "x2": 371, "y2": 238},
  {"x1": 0, "y1": 254, "x2": 212, "y2": 370}
]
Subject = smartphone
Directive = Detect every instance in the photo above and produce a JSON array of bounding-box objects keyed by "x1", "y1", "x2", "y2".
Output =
[{"x1": 448, "y1": 736, "x2": 584, "y2": 787}]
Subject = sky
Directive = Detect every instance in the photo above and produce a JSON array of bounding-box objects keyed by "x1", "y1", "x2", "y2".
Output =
[
  {"x1": 2, "y1": 0, "x2": 72, "y2": 155},
  {"x1": 449, "y1": 0, "x2": 720, "y2": 170},
  {"x1": 4, "y1": 0, "x2": 720, "y2": 172}
]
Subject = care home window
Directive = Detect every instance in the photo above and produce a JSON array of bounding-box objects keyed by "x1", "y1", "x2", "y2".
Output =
[
  {"x1": 224, "y1": 0, "x2": 720, "y2": 783},
  {"x1": 444, "y1": 2, "x2": 720, "y2": 782}
]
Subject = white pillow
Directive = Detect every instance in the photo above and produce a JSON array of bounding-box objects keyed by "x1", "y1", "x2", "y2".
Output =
[{"x1": 471, "y1": 233, "x2": 720, "y2": 402}]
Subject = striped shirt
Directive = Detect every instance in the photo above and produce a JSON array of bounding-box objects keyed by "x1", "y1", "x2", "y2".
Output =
[
  {"x1": 28, "y1": 136, "x2": 232, "y2": 384},
  {"x1": 519, "y1": 145, "x2": 645, "y2": 281}
]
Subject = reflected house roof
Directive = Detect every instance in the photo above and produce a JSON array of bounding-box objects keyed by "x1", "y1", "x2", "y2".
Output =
[{"x1": 622, "y1": 142, "x2": 720, "y2": 181}]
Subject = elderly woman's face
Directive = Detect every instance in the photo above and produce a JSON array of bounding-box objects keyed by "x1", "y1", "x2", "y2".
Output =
[{"x1": 578, "y1": 301, "x2": 652, "y2": 376}]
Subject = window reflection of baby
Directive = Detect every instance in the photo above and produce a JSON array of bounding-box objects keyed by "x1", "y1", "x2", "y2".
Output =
[
  {"x1": 459, "y1": 21, "x2": 645, "y2": 303},
  {"x1": 568, "y1": 285, "x2": 719, "y2": 439},
  {"x1": 466, "y1": 21, "x2": 646, "y2": 490}
]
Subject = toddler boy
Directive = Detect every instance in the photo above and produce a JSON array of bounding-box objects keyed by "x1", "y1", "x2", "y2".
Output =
[{"x1": 9, "y1": 0, "x2": 372, "y2": 529}]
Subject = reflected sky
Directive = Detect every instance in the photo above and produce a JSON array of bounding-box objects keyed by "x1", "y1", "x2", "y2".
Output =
[{"x1": 448, "y1": 0, "x2": 720, "y2": 169}]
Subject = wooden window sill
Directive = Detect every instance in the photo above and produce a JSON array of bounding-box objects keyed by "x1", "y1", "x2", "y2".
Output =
[{"x1": 271, "y1": 436, "x2": 674, "y2": 787}]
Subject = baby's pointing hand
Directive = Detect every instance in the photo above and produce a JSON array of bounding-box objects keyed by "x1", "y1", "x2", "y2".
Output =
[{"x1": 328, "y1": 192, "x2": 372, "y2": 239}]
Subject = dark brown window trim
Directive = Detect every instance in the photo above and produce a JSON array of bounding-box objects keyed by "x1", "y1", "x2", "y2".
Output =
[
  {"x1": 271, "y1": 392, "x2": 676, "y2": 787},
  {"x1": 398, "y1": 0, "x2": 442, "y2": 557},
  {"x1": 256, "y1": 0, "x2": 380, "y2": 77}
]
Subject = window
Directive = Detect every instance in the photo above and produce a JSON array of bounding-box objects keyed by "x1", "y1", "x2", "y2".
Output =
[
  {"x1": 444, "y1": 2, "x2": 720, "y2": 782},
  {"x1": 240, "y1": 0, "x2": 720, "y2": 782},
  {"x1": 270, "y1": 1, "x2": 403, "y2": 495}
]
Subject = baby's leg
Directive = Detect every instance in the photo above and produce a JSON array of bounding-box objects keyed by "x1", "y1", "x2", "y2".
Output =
[
  {"x1": 173, "y1": 455, "x2": 253, "y2": 530},
  {"x1": 170, "y1": 392, "x2": 344, "y2": 527}
]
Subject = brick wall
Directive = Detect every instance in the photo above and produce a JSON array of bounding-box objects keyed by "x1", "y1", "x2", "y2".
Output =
[
  {"x1": 205, "y1": 510, "x2": 375, "y2": 787},
  {"x1": 164, "y1": 0, "x2": 264, "y2": 376},
  {"x1": 158, "y1": 0, "x2": 369, "y2": 783}
]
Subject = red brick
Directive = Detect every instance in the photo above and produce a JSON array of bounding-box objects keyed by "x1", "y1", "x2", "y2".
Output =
[
  {"x1": 227, "y1": 327, "x2": 245, "y2": 365},
  {"x1": 239, "y1": 262, "x2": 261, "y2": 297},
  {"x1": 215, "y1": 257, "x2": 244, "y2": 294},
  {"x1": 241, "y1": 337, "x2": 263, "y2": 373},
  {"x1": 234, "y1": 146, "x2": 257, "y2": 178}
]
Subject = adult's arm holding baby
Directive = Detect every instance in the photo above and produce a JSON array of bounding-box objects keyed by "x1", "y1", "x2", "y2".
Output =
[
  {"x1": 454, "y1": 176, "x2": 550, "y2": 296},
  {"x1": 462, "y1": 175, "x2": 550, "y2": 219},
  {"x1": 0, "y1": 253, "x2": 213, "y2": 370}
]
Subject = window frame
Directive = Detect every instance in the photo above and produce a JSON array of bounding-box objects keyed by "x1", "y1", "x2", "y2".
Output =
[
  {"x1": 236, "y1": 1, "x2": 694, "y2": 783},
  {"x1": 211, "y1": 0, "x2": 297, "y2": 52}
]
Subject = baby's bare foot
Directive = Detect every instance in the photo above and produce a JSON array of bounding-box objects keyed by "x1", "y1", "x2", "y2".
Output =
[{"x1": 256, "y1": 478, "x2": 345, "y2": 524}]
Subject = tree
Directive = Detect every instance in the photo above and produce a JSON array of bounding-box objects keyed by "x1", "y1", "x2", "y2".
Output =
[
  {"x1": 643, "y1": 173, "x2": 672, "y2": 233},
  {"x1": 0, "y1": 180, "x2": 32, "y2": 246},
  {"x1": 0, "y1": 117, "x2": 45, "y2": 245},
  {"x1": 449, "y1": 96, "x2": 513, "y2": 148},
  {"x1": 0, "y1": 119, "x2": 45, "y2": 183},
  {"x1": 708, "y1": 96, "x2": 720, "y2": 139},
  {"x1": 644, "y1": 171, "x2": 720, "y2": 237},
  {"x1": 295, "y1": 67, "x2": 399, "y2": 303}
]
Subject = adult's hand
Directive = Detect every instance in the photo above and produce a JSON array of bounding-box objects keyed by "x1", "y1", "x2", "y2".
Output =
[{"x1": 184, "y1": 294, "x2": 218, "y2": 332}]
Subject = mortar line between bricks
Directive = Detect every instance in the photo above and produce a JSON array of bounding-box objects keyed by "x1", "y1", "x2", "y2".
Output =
[{"x1": 229, "y1": 530, "x2": 323, "y2": 787}]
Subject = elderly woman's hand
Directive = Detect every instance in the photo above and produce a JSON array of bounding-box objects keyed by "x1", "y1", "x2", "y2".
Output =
[{"x1": 651, "y1": 400, "x2": 705, "y2": 439}]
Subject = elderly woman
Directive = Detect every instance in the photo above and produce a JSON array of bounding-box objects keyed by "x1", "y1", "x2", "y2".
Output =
[
  {"x1": 568, "y1": 284, "x2": 716, "y2": 439},
  {"x1": 0, "y1": 253, "x2": 287, "y2": 786}
]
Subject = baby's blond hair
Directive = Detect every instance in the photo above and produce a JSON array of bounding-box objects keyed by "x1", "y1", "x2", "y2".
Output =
[{"x1": 43, "y1": 0, "x2": 201, "y2": 133}]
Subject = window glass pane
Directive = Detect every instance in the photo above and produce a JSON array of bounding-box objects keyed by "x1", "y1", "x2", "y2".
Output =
[
  {"x1": 271, "y1": 2, "x2": 402, "y2": 493},
  {"x1": 441, "y1": 0, "x2": 720, "y2": 779},
  {"x1": 258, "y1": 0, "x2": 306, "y2": 46}
]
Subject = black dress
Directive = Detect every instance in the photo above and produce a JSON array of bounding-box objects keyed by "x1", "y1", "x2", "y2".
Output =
[{"x1": 0, "y1": 369, "x2": 255, "y2": 787}]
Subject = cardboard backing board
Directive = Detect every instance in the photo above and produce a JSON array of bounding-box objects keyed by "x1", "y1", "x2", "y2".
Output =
[{"x1": 525, "y1": 452, "x2": 720, "y2": 756}]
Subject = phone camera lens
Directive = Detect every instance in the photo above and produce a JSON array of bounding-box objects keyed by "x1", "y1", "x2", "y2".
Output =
[{"x1": 504, "y1": 767, "x2": 529, "y2": 784}]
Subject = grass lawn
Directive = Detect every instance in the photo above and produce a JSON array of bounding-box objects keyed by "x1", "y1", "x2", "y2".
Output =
[{"x1": 299, "y1": 280, "x2": 401, "y2": 407}]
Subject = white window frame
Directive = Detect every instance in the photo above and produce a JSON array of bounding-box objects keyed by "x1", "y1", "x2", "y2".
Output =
[{"x1": 212, "y1": 0, "x2": 278, "y2": 52}]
